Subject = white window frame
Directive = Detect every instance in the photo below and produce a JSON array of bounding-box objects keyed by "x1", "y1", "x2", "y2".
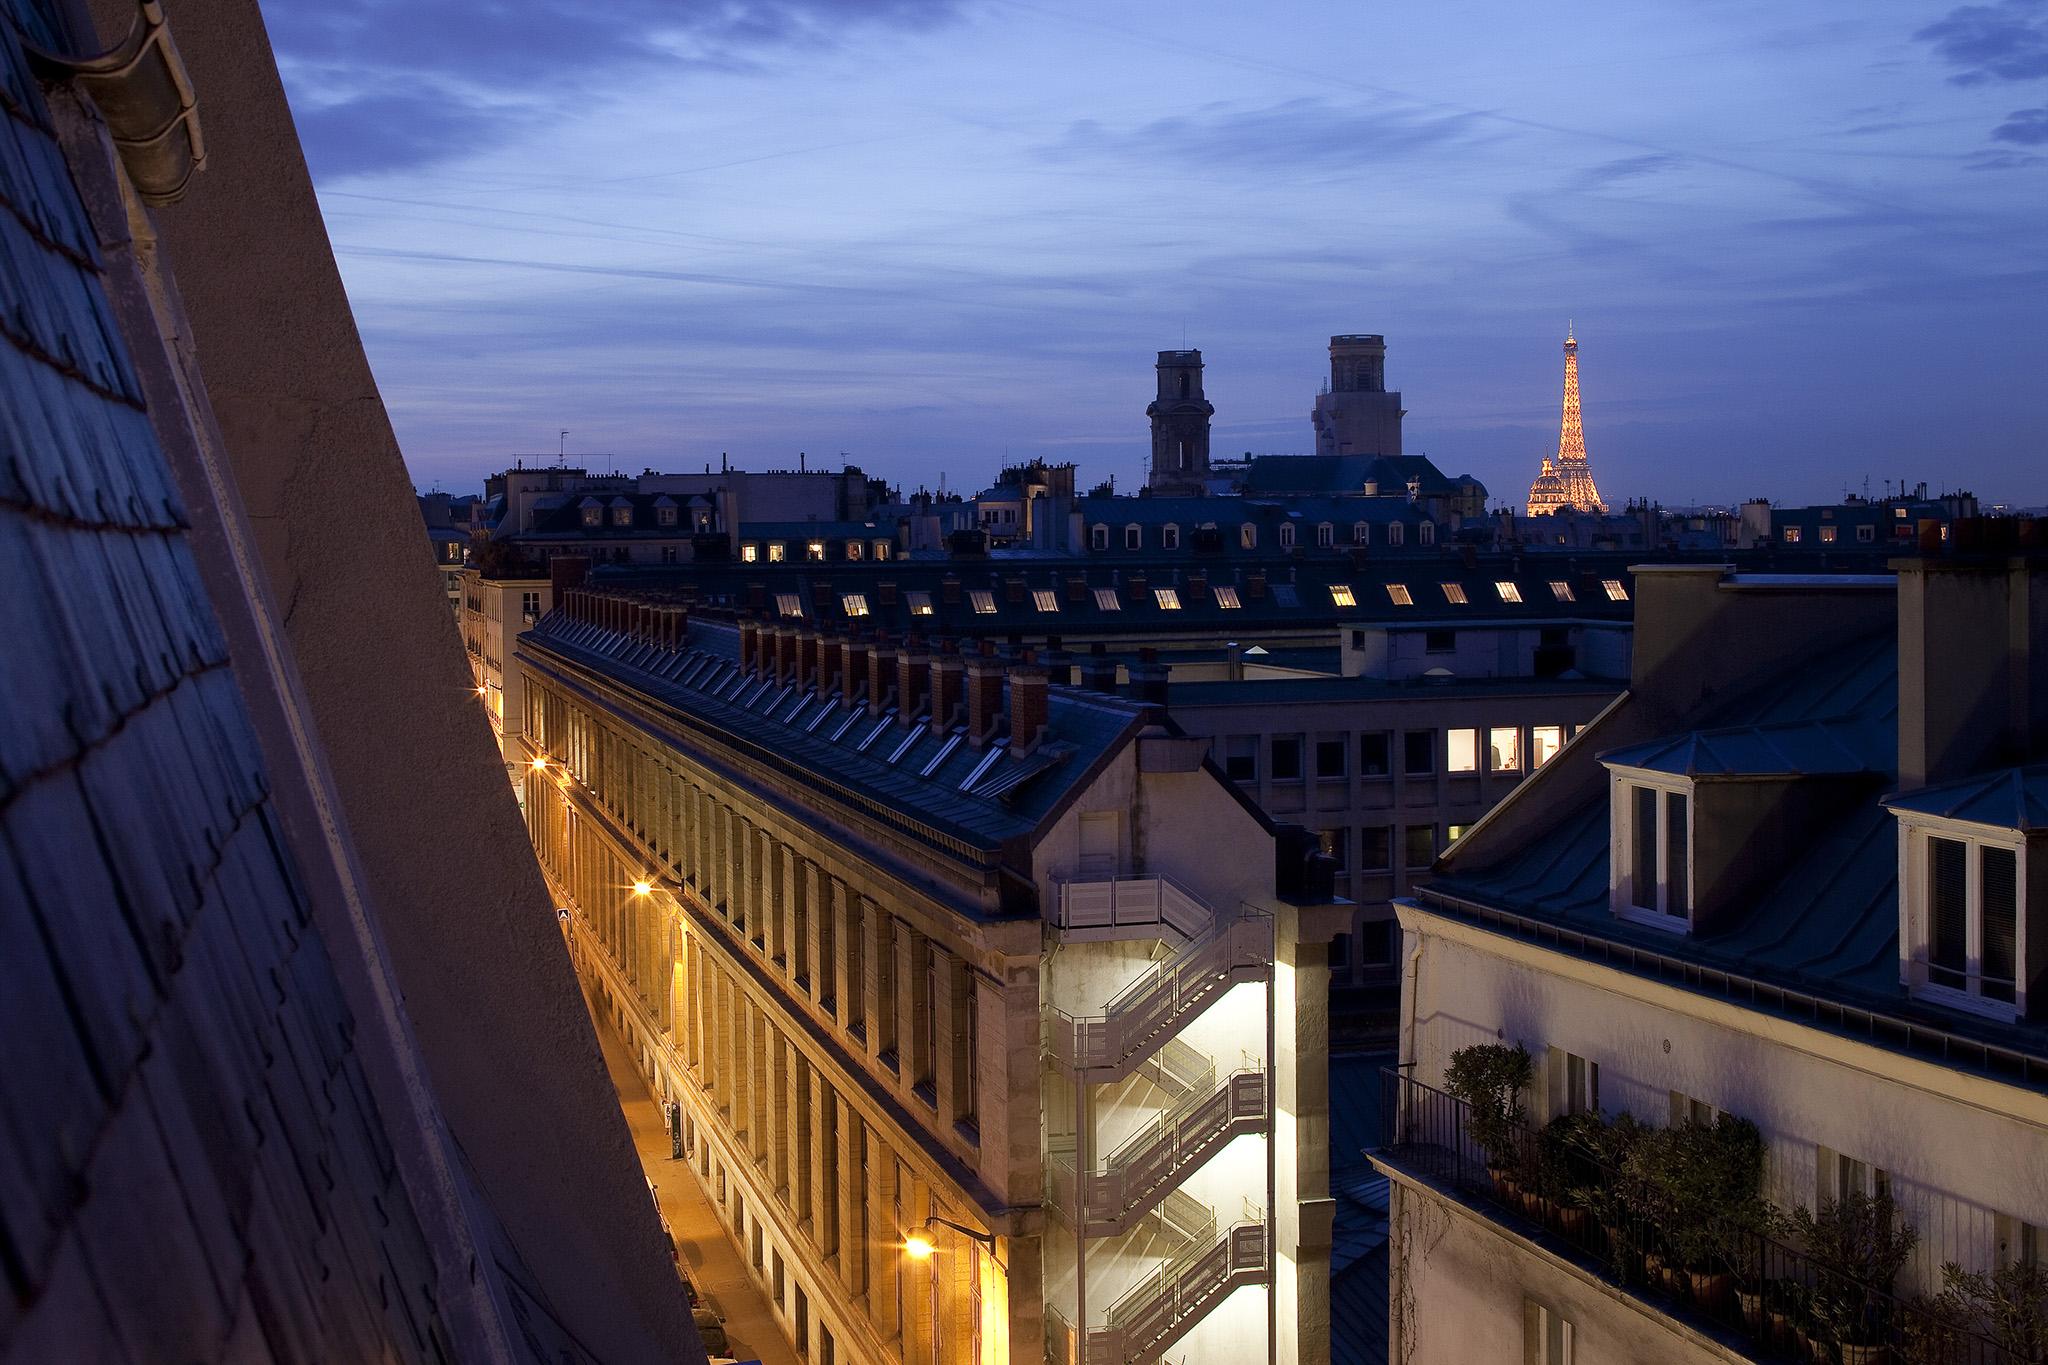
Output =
[
  {"x1": 1523, "y1": 1297, "x2": 1574, "y2": 1365},
  {"x1": 1278, "y1": 522, "x2": 1296, "y2": 549},
  {"x1": 1447, "y1": 728, "x2": 1479, "y2": 773},
  {"x1": 1609, "y1": 768, "x2": 1693, "y2": 932},
  {"x1": 1531, "y1": 725, "x2": 1564, "y2": 769},
  {"x1": 1091, "y1": 524, "x2": 1109, "y2": 551},
  {"x1": 1353, "y1": 522, "x2": 1370, "y2": 545},
  {"x1": 1239, "y1": 524, "x2": 1258, "y2": 550},
  {"x1": 657, "y1": 504, "x2": 678, "y2": 527},
  {"x1": 1124, "y1": 524, "x2": 1142, "y2": 550},
  {"x1": 1162, "y1": 524, "x2": 1180, "y2": 550},
  {"x1": 1387, "y1": 522, "x2": 1405, "y2": 547},
  {"x1": 1418, "y1": 521, "x2": 1435, "y2": 546},
  {"x1": 1488, "y1": 726, "x2": 1523, "y2": 772},
  {"x1": 1897, "y1": 815, "x2": 2027, "y2": 1021},
  {"x1": 1317, "y1": 522, "x2": 1334, "y2": 548}
]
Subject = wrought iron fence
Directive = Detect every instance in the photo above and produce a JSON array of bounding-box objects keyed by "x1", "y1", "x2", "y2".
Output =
[{"x1": 1377, "y1": 1069, "x2": 2025, "y2": 1364}]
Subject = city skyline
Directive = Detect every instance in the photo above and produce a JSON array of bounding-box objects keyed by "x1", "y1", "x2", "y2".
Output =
[{"x1": 278, "y1": 1, "x2": 2045, "y2": 506}]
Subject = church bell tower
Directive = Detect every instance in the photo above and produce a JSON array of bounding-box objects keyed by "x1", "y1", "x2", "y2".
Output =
[{"x1": 1146, "y1": 350, "x2": 1214, "y2": 495}]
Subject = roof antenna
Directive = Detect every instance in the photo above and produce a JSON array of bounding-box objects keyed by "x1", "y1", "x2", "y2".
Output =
[{"x1": 558, "y1": 429, "x2": 568, "y2": 464}]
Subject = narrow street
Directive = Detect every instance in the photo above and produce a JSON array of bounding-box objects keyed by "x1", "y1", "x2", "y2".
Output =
[{"x1": 589, "y1": 998, "x2": 799, "y2": 1365}]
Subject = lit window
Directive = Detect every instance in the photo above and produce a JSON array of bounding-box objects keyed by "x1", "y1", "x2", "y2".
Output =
[
  {"x1": 1162, "y1": 524, "x2": 1180, "y2": 549},
  {"x1": 1441, "y1": 582, "x2": 1469, "y2": 605},
  {"x1": 806, "y1": 541, "x2": 825, "y2": 562},
  {"x1": 1031, "y1": 590, "x2": 1059, "y2": 613},
  {"x1": 1489, "y1": 727, "x2": 1522, "y2": 771},
  {"x1": 1531, "y1": 725, "x2": 1564, "y2": 768},
  {"x1": 1213, "y1": 585, "x2": 1242, "y2": 609},
  {"x1": 1353, "y1": 522, "x2": 1370, "y2": 545},
  {"x1": 1124, "y1": 525, "x2": 1142, "y2": 550},
  {"x1": 1091, "y1": 524, "x2": 1109, "y2": 551},
  {"x1": 874, "y1": 540, "x2": 892, "y2": 561},
  {"x1": 1239, "y1": 524, "x2": 1258, "y2": 549},
  {"x1": 1901, "y1": 823, "x2": 2022, "y2": 1015},
  {"x1": 1387, "y1": 584, "x2": 1414, "y2": 606},
  {"x1": 1447, "y1": 728, "x2": 1478, "y2": 772},
  {"x1": 969, "y1": 590, "x2": 997, "y2": 615},
  {"x1": 1154, "y1": 588, "x2": 1181, "y2": 610},
  {"x1": 1820, "y1": 526, "x2": 1837, "y2": 544},
  {"x1": 1615, "y1": 779, "x2": 1690, "y2": 928},
  {"x1": 907, "y1": 591, "x2": 934, "y2": 617},
  {"x1": 768, "y1": 541, "x2": 787, "y2": 563},
  {"x1": 1602, "y1": 579, "x2": 1629, "y2": 601},
  {"x1": 581, "y1": 505, "x2": 601, "y2": 527},
  {"x1": 741, "y1": 543, "x2": 759, "y2": 563},
  {"x1": 1495, "y1": 581, "x2": 1523, "y2": 603},
  {"x1": 841, "y1": 594, "x2": 870, "y2": 617},
  {"x1": 776, "y1": 593, "x2": 804, "y2": 618},
  {"x1": 1783, "y1": 526, "x2": 1803, "y2": 544},
  {"x1": 1549, "y1": 580, "x2": 1574, "y2": 602},
  {"x1": 1330, "y1": 584, "x2": 1357, "y2": 607},
  {"x1": 1447, "y1": 823, "x2": 1470, "y2": 845},
  {"x1": 1896, "y1": 507, "x2": 1909, "y2": 518},
  {"x1": 613, "y1": 506, "x2": 633, "y2": 527},
  {"x1": 1093, "y1": 587, "x2": 1121, "y2": 611},
  {"x1": 846, "y1": 540, "x2": 864, "y2": 561}
]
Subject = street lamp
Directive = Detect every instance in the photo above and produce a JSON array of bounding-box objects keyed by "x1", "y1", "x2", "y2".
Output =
[
  {"x1": 531, "y1": 755, "x2": 547, "y2": 771},
  {"x1": 633, "y1": 880, "x2": 653, "y2": 896},
  {"x1": 903, "y1": 1216, "x2": 998, "y2": 1263}
]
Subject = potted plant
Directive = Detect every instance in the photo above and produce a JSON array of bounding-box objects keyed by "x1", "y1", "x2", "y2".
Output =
[
  {"x1": 1567, "y1": 1112, "x2": 1646, "y2": 1272},
  {"x1": 1722, "y1": 1197, "x2": 1782, "y2": 1331},
  {"x1": 1927, "y1": 1257, "x2": 2048, "y2": 1363},
  {"x1": 1791, "y1": 1189, "x2": 1918, "y2": 1364},
  {"x1": 1625, "y1": 1113, "x2": 1766, "y2": 1313},
  {"x1": 1444, "y1": 1043, "x2": 1533, "y2": 1195},
  {"x1": 1539, "y1": 1111, "x2": 1604, "y2": 1240}
]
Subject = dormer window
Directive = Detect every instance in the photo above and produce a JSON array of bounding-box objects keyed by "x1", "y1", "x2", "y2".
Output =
[
  {"x1": 1387, "y1": 523, "x2": 1405, "y2": 548},
  {"x1": 581, "y1": 505, "x2": 602, "y2": 527},
  {"x1": 1612, "y1": 774, "x2": 1692, "y2": 931},
  {"x1": 1353, "y1": 522, "x2": 1370, "y2": 545},
  {"x1": 656, "y1": 504, "x2": 679, "y2": 527},
  {"x1": 846, "y1": 540, "x2": 864, "y2": 561},
  {"x1": 1317, "y1": 523, "x2": 1334, "y2": 548},
  {"x1": 1124, "y1": 524, "x2": 1142, "y2": 550},
  {"x1": 1162, "y1": 524, "x2": 1180, "y2": 550},
  {"x1": 1895, "y1": 818, "x2": 2023, "y2": 1018},
  {"x1": 613, "y1": 506, "x2": 633, "y2": 527},
  {"x1": 1418, "y1": 521, "x2": 1435, "y2": 546},
  {"x1": 1278, "y1": 523, "x2": 1296, "y2": 549},
  {"x1": 1240, "y1": 524, "x2": 1258, "y2": 550},
  {"x1": 1091, "y1": 524, "x2": 1109, "y2": 551}
]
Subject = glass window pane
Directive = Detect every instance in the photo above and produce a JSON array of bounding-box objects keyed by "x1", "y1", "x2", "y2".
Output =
[
  {"x1": 1360, "y1": 731, "x2": 1391, "y2": 776},
  {"x1": 1928, "y1": 836, "x2": 1969, "y2": 987},
  {"x1": 1489, "y1": 727, "x2": 1522, "y2": 771},
  {"x1": 1403, "y1": 730, "x2": 1435, "y2": 775},
  {"x1": 1447, "y1": 729, "x2": 1478, "y2": 772},
  {"x1": 1981, "y1": 845, "x2": 2018, "y2": 1002},
  {"x1": 1360, "y1": 827, "x2": 1392, "y2": 870},
  {"x1": 1531, "y1": 725, "x2": 1563, "y2": 768},
  {"x1": 1632, "y1": 785, "x2": 1660, "y2": 911},
  {"x1": 1664, "y1": 791, "x2": 1689, "y2": 919}
]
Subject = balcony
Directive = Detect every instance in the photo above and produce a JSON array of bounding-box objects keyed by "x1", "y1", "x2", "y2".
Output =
[
  {"x1": 1048, "y1": 1069, "x2": 1268, "y2": 1236},
  {"x1": 1373, "y1": 1070, "x2": 2021, "y2": 1364},
  {"x1": 1047, "y1": 912, "x2": 1270, "y2": 1080},
  {"x1": 1053, "y1": 874, "x2": 1211, "y2": 941}
]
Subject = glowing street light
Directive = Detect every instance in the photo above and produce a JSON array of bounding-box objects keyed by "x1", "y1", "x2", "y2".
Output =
[
  {"x1": 904, "y1": 1231, "x2": 936, "y2": 1261},
  {"x1": 633, "y1": 880, "x2": 653, "y2": 896},
  {"x1": 901, "y1": 1216, "x2": 998, "y2": 1264},
  {"x1": 531, "y1": 756, "x2": 548, "y2": 771}
]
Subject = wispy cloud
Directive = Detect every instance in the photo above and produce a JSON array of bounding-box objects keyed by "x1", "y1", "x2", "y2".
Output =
[
  {"x1": 1992, "y1": 105, "x2": 2048, "y2": 141},
  {"x1": 1043, "y1": 98, "x2": 1484, "y2": 170},
  {"x1": 1914, "y1": 0, "x2": 2048, "y2": 84}
]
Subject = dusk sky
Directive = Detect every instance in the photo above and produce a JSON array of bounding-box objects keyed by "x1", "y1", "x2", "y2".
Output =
[{"x1": 272, "y1": 0, "x2": 2047, "y2": 508}]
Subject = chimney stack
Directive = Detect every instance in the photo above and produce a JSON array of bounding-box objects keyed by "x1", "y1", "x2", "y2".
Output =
[
  {"x1": 1077, "y1": 643, "x2": 1117, "y2": 693},
  {"x1": 739, "y1": 618, "x2": 761, "y2": 676},
  {"x1": 1127, "y1": 647, "x2": 1169, "y2": 708},
  {"x1": 966, "y1": 645, "x2": 1005, "y2": 746},
  {"x1": 930, "y1": 642, "x2": 965, "y2": 736},
  {"x1": 868, "y1": 633, "x2": 899, "y2": 717},
  {"x1": 550, "y1": 554, "x2": 590, "y2": 599},
  {"x1": 1008, "y1": 657, "x2": 1050, "y2": 755},
  {"x1": 841, "y1": 633, "x2": 869, "y2": 703},
  {"x1": 897, "y1": 637, "x2": 931, "y2": 724}
]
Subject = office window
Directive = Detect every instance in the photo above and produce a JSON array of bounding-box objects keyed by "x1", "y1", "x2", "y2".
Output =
[
  {"x1": 1359, "y1": 826, "x2": 1393, "y2": 871},
  {"x1": 775, "y1": 593, "x2": 804, "y2": 618},
  {"x1": 1316, "y1": 739, "x2": 1347, "y2": 779},
  {"x1": 1093, "y1": 586, "x2": 1122, "y2": 611},
  {"x1": 1271, "y1": 737, "x2": 1303, "y2": 781},
  {"x1": 969, "y1": 589, "x2": 997, "y2": 615},
  {"x1": 907, "y1": 591, "x2": 933, "y2": 617},
  {"x1": 1090, "y1": 524, "x2": 1108, "y2": 551},
  {"x1": 1386, "y1": 584, "x2": 1414, "y2": 606},
  {"x1": 1154, "y1": 588, "x2": 1182, "y2": 610},
  {"x1": 1424, "y1": 629, "x2": 1454, "y2": 654},
  {"x1": 1489, "y1": 727, "x2": 1523, "y2": 771},
  {"x1": 1618, "y1": 781, "x2": 1691, "y2": 926},
  {"x1": 1213, "y1": 585, "x2": 1242, "y2": 609},
  {"x1": 1441, "y1": 582, "x2": 1469, "y2": 605},
  {"x1": 841, "y1": 594, "x2": 870, "y2": 617},
  {"x1": 1531, "y1": 725, "x2": 1564, "y2": 768},
  {"x1": 1523, "y1": 1299, "x2": 1575, "y2": 1365},
  {"x1": 1125, "y1": 524, "x2": 1142, "y2": 550},
  {"x1": 1403, "y1": 824, "x2": 1436, "y2": 870},
  {"x1": 1549, "y1": 580, "x2": 1575, "y2": 602},
  {"x1": 1904, "y1": 824, "x2": 2021, "y2": 1014},
  {"x1": 1317, "y1": 828, "x2": 1348, "y2": 871},
  {"x1": 1602, "y1": 578, "x2": 1629, "y2": 601},
  {"x1": 1447, "y1": 728, "x2": 1479, "y2": 773},
  {"x1": 1221, "y1": 736, "x2": 1257, "y2": 783},
  {"x1": 1360, "y1": 731, "x2": 1391, "y2": 776},
  {"x1": 1031, "y1": 589, "x2": 1059, "y2": 613},
  {"x1": 1162, "y1": 524, "x2": 1180, "y2": 550},
  {"x1": 1403, "y1": 730, "x2": 1435, "y2": 775},
  {"x1": 1495, "y1": 580, "x2": 1523, "y2": 603}
]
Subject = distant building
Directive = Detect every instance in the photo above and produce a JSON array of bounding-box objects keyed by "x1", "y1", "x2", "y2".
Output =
[
  {"x1": 1524, "y1": 326, "x2": 1607, "y2": 515},
  {"x1": 418, "y1": 490, "x2": 472, "y2": 610},
  {"x1": 1737, "y1": 485, "x2": 1979, "y2": 550},
  {"x1": 1372, "y1": 546, "x2": 2048, "y2": 1363},
  {"x1": 1147, "y1": 349, "x2": 1216, "y2": 495},
  {"x1": 1313, "y1": 335, "x2": 1405, "y2": 457}
]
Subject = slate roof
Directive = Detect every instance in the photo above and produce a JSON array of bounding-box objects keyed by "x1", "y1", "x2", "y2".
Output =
[
  {"x1": 1241, "y1": 453, "x2": 1485, "y2": 499},
  {"x1": 1600, "y1": 715, "x2": 1891, "y2": 777},
  {"x1": 1883, "y1": 766, "x2": 2048, "y2": 832},
  {"x1": 519, "y1": 614, "x2": 1151, "y2": 856},
  {"x1": 1330, "y1": 1052, "x2": 1394, "y2": 1365}
]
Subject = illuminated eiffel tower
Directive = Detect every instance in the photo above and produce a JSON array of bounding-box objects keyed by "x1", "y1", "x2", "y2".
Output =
[{"x1": 1526, "y1": 324, "x2": 1607, "y2": 515}]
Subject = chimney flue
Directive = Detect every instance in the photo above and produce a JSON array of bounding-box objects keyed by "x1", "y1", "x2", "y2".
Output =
[
  {"x1": 930, "y1": 644, "x2": 965, "y2": 736},
  {"x1": 1008, "y1": 660, "x2": 1050, "y2": 755}
]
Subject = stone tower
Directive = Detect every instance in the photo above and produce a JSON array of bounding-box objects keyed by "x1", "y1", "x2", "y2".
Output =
[
  {"x1": 1312, "y1": 334, "x2": 1405, "y2": 456},
  {"x1": 1526, "y1": 324, "x2": 1607, "y2": 514},
  {"x1": 1146, "y1": 349, "x2": 1215, "y2": 494}
]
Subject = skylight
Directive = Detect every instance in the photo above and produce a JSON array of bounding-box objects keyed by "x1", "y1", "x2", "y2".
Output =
[
  {"x1": 1495, "y1": 581, "x2": 1523, "y2": 604},
  {"x1": 1330, "y1": 584, "x2": 1357, "y2": 607},
  {"x1": 969, "y1": 589, "x2": 997, "y2": 615},
  {"x1": 1272, "y1": 584, "x2": 1299, "y2": 607},
  {"x1": 1032, "y1": 589, "x2": 1059, "y2": 612},
  {"x1": 1603, "y1": 579, "x2": 1630, "y2": 602},
  {"x1": 1213, "y1": 586, "x2": 1242, "y2": 609},
  {"x1": 907, "y1": 591, "x2": 933, "y2": 616},
  {"x1": 1386, "y1": 584, "x2": 1414, "y2": 606},
  {"x1": 841, "y1": 594, "x2": 870, "y2": 617},
  {"x1": 1093, "y1": 586, "x2": 1121, "y2": 611},
  {"x1": 1154, "y1": 588, "x2": 1181, "y2": 610},
  {"x1": 775, "y1": 593, "x2": 803, "y2": 617},
  {"x1": 1441, "y1": 583, "x2": 1469, "y2": 605},
  {"x1": 1550, "y1": 580, "x2": 1575, "y2": 602}
]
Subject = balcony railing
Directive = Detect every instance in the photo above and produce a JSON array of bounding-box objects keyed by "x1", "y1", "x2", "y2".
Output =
[
  {"x1": 1086, "y1": 1220, "x2": 1268, "y2": 1365},
  {"x1": 1375, "y1": 1069, "x2": 2020, "y2": 1364},
  {"x1": 1054, "y1": 874, "x2": 1211, "y2": 940},
  {"x1": 1049, "y1": 1071, "x2": 1269, "y2": 1235},
  {"x1": 1048, "y1": 912, "x2": 1271, "y2": 1079}
]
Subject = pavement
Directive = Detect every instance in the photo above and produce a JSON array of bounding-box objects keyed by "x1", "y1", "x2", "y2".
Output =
[{"x1": 590, "y1": 1002, "x2": 800, "y2": 1365}]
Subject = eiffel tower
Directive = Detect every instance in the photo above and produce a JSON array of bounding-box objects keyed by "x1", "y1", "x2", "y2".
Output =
[{"x1": 1526, "y1": 324, "x2": 1607, "y2": 515}]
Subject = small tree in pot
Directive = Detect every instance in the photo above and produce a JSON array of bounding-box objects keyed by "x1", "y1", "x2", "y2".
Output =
[
  {"x1": 1925, "y1": 1257, "x2": 2048, "y2": 1364},
  {"x1": 1626, "y1": 1113, "x2": 1765, "y2": 1310},
  {"x1": 1444, "y1": 1043, "x2": 1533, "y2": 1192},
  {"x1": 1792, "y1": 1188, "x2": 1918, "y2": 1364}
]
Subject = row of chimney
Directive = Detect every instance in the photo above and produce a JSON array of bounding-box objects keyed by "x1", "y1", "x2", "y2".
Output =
[
  {"x1": 559, "y1": 587, "x2": 688, "y2": 649},
  {"x1": 735, "y1": 621, "x2": 1062, "y2": 755}
]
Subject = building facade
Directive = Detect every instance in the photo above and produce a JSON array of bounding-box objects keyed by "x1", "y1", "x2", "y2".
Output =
[
  {"x1": 513, "y1": 589, "x2": 1345, "y2": 1364},
  {"x1": 1312, "y1": 335, "x2": 1405, "y2": 458},
  {"x1": 1371, "y1": 554, "x2": 2048, "y2": 1363}
]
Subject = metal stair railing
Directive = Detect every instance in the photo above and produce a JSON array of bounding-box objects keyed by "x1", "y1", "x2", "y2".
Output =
[
  {"x1": 1083, "y1": 1221, "x2": 1269, "y2": 1365},
  {"x1": 1048, "y1": 911, "x2": 1271, "y2": 1078}
]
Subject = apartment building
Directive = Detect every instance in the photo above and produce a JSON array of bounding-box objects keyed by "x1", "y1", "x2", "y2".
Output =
[
  {"x1": 513, "y1": 582, "x2": 1346, "y2": 1364},
  {"x1": 1371, "y1": 553, "x2": 2048, "y2": 1363},
  {"x1": 458, "y1": 563, "x2": 553, "y2": 759}
]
